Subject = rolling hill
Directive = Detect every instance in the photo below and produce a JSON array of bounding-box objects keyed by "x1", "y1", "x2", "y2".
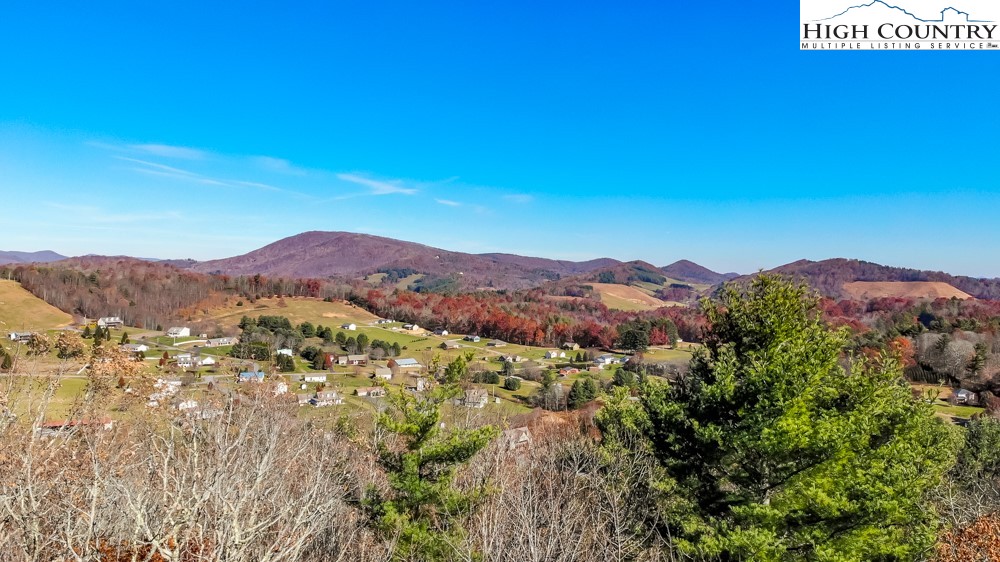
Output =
[
  {"x1": 0, "y1": 280, "x2": 74, "y2": 331},
  {"x1": 553, "y1": 260, "x2": 732, "y2": 310},
  {"x1": 744, "y1": 259, "x2": 1000, "y2": 300},
  {"x1": 661, "y1": 259, "x2": 739, "y2": 285},
  {"x1": 0, "y1": 250, "x2": 66, "y2": 265},
  {"x1": 190, "y1": 231, "x2": 621, "y2": 290}
]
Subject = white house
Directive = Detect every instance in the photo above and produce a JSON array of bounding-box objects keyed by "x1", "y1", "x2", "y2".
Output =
[
  {"x1": 197, "y1": 356, "x2": 216, "y2": 367},
  {"x1": 120, "y1": 343, "x2": 149, "y2": 354},
  {"x1": 312, "y1": 390, "x2": 344, "y2": 407},
  {"x1": 340, "y1": 323, "x2": 357, "y2": 331},
  {"x1": 373, "y1": 366, "x2": 393, "y2": 380},
  {"x1": 464, "y1": 335, "x2": 481, "y2": 342},
  {"x1": 276, "y1": 348, "x2": 293, "y2": 356},
  {"x1": 8, "y1": 332, "x2": 33, "y2": 343},
  {"x1": 434, "y1": 329, "x2": 449, "y2": 336},
  {"x1": 402, "y1": 323, "x2": 420, "y2": 331},
  {"x1": 594, "y1": 354, "x2": 621, "y2": 367},
  {"x1": 166, "y1": 327, "x2": 191, "y2": 338},
  {"x1": 97, "y1": 317, "x2": 124, "y2": 328},
  {"x1": 304, "y1": 374, "x2": 327, "y2": 383},
  {"x1": 544, "y1": 350, "x2": 566, "y2": 359}
]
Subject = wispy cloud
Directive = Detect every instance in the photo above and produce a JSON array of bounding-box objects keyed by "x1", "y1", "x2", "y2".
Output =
[
  {"x1": 114, "y1": 156, "x2": 201, "y2": 178},
  {"x1": 503, "y1": 193, "x2": 534, "y2": 204},
  {"x1": 130, "y1": 143, "x2": 208, "y2": 160},
  {"x1": 337, "y1": 173, "x2": 418, "y2": 195},
  {"x1": 435, "y1": 199, "x2": 462, "y2": 207},
  {"x1": 115, "y1": 155, "x2": 309, "y2": 197},
  {"x1": 255, "y1": 156, "x2": 308, "y2": 176}
]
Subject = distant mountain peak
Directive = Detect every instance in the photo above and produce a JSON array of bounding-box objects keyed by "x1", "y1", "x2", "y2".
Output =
[
  {"x1": 0, "y1": 250, "x2": 67, "y2": 265},
  {"x1": 661, "y1": 259, "x2": 738, "y2": 285}
]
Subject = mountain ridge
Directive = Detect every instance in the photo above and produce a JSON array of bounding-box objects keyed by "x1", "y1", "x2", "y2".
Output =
[{"x1": 0, "y1": 250, "x2": 67, "y2": 265}]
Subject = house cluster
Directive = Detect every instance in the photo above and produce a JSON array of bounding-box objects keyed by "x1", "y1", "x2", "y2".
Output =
[
  {"x1": 8, "y1": 331, "x2": 34, "y2": 343},
  {"x1": 545, "y1": 350, "x2": 566, "y2": 359},
  {"x1": 171, "y1": 352, "x2": 215, "y2": 369},
  {"x1": 374, "y1": 318, "x2": 394, "y2": 325}
]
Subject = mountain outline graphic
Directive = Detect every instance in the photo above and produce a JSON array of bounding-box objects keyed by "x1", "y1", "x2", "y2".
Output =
[{"x1": 815, "y1": 0, "x2": 993, "y2": 22}]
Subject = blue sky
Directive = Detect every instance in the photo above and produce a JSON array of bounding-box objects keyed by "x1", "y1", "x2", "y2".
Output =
[{"x1": 1, "y1": 1, "x2": 998, "y2": 276}]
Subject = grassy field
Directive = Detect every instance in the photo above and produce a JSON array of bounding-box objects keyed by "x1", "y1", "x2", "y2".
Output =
[
  {"x1": 0, "y1": 280, "x2": 74, "y2": 332},
  {"x1": 195, "y1": 297, "x2": 380, "y2": 331},
  {"x1": 933, "y1": 403, "x2": 984, "y2": 418},
  {"x1": 1, "y1": 375, "x2": 90, "y2": 420},
  {"x1": 641, "y1": 347, "x2": 695, "y2": 363}
]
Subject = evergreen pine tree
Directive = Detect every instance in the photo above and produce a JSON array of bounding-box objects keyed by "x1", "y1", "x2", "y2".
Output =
[
  {"x1": 597, "y1": 275, "x2": 958, "y2": 560},
  {"x1": 364, "y1": 383, "x2": 497, "y2": 561}
]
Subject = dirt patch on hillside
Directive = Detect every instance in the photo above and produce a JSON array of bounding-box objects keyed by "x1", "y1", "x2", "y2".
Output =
[
  {"x1": 589, "y1": 283, "x2": 670, "y2": 311},
  {"x1": 842, "y1": 281, "x2": 973, "y2": 300}
]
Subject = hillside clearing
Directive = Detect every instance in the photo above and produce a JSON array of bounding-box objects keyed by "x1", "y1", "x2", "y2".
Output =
[
  {"x1": 589, "y1": 283, "x2": 679, "y2": 311},
  {"x1": 0, "y1": 280, "x2": 74, "y2": 331},
  {"x1": 841, "y1": 281, "x2": 973, "y2": 300},
  {"x1": 191, "y1": 297, "x2": 380, "y2": 332}
]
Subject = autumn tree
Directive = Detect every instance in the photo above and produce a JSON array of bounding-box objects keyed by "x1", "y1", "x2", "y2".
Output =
[
  {"x1": 27, "y1": 333, "x2": 51, "y2": 356},
  {"x1": 597, "y1": 275, "x2": 958, "y2": 561},
  {"x1": 55, "y1": 332, "x2": 85, "y2": 359}
]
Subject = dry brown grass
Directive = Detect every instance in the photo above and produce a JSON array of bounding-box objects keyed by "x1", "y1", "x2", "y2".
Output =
[{"x1": 842, "y1": 281, "x2": 973, "y2": 300}]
